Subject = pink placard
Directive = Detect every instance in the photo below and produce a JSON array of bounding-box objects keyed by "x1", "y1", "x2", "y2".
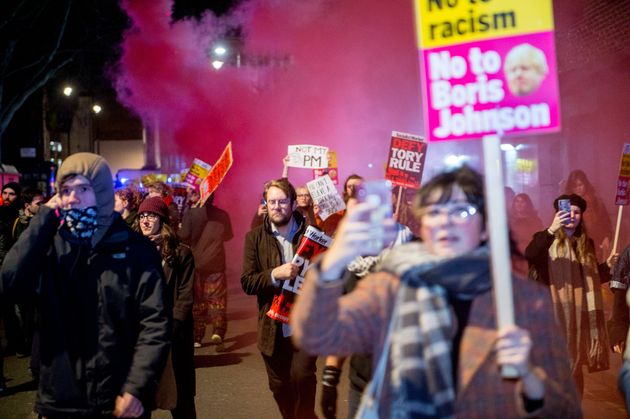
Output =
[{"x1": 420, "y1": 31, "x2": 560, "y2": 142}]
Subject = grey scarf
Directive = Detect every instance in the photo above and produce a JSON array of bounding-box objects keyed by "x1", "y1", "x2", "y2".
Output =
[{"x1": 378, "y1": 243, "x2": 492, "y2": 418}]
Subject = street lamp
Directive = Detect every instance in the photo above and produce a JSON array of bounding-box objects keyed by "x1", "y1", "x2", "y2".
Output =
[
  {"x1": 63, "y1": 86, "x2": 73, "y2": 96},
  {"x1": 92, "y1": 104, "x2": 102, "y2": 114},
  {"x1": 210, "y1": 44, "x2": 229, "y2": 70}
]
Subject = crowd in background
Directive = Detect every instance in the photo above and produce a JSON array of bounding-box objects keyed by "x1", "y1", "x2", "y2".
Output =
[{"x1": 0, "y1": 151, "x2": 629, "y2": 418}]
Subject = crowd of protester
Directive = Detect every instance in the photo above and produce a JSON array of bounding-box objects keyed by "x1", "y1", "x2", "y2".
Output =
[
  {"x1": 1, "y1": 151, "x2": 630, "y2": 418},
  {"x1": 0, "y1": 153, "x2": 232, "y2": 418}
]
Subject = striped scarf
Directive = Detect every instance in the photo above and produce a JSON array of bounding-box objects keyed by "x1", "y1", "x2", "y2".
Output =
[
  {"x1": 379, "y1": 243, "x2": 492, "y2": 418},
  {"x1": 548, "y1": 237, "x2": 609, "y2": 373}
]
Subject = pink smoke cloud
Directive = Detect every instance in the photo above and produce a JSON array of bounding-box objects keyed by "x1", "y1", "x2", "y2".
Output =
[{"x1": 112, "y1": 0, "x2": 424, "y2": 273}]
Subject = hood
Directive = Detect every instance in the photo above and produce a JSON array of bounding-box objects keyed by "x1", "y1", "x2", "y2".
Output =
[{"x1": 57, "y1": 152, "x2": 115, "y2": 245}]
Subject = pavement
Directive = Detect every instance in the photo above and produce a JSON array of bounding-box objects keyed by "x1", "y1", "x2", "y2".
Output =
[{"x1": 0, "y1": 276, "x2": 626, "y2": 418}]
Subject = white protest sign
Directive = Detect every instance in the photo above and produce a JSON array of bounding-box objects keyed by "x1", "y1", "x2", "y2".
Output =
[
  {"x1": 287, "y1": 145, "x2": 329, "y2": 169},
  {"x1": 306, "y1": 175, "x2": 345, "y2": 221}
]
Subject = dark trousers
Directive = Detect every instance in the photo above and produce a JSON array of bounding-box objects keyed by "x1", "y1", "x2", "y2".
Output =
[
  {"x1": 171, "y1": 319, "x2": 196, "y2": 419},
  {"x1": 261, "y1": 334, "x2": 318, "y2": 419},
  {"x1": 30, "y1": 329, "x2": 40, "y2": 381},
  {"x1": 347, "y1": 385, "x2": 363, "y2": 419},
  {"x1": 2, "y1": 301, "x2": 25, "y2": 354}
]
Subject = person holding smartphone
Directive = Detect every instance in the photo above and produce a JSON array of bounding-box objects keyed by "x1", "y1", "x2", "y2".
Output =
[
  {"x1": 525, "y1": 193, "x2": 618, "y2": 395},
  {"x1": 292, "y1": 166, "x2": 580, "y2": 418}
]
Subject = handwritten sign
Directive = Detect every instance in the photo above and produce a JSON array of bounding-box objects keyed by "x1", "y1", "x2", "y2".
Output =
[
  {"x1": 385, "y1": 132, "x2": 427, "y2": 189},
  {"x1": 198, "y1": 142, "x2": 233, "y2": 207},
  {"x1": 288, "y1": 145, "x2": 329, "y2": 169},
  {"x1": 306, "y1": 175, "x2": 345, "y2": 221}
]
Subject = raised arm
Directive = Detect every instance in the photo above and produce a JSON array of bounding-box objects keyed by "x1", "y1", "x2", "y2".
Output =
[
  {"x1": 282, "y1": 155, "x2": 290, "y2": 179},
  {"x1": 291, "y1": 202, "x2": 399, "y2": 356},
  {"x1": 524, "y1": 209, "x2": 566, "y2": 263}
]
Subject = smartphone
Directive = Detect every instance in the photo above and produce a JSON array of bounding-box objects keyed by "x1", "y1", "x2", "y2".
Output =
[
  {"x1": 558, "y1": 198, "x2": 571, "y2": 225},
  {"x1": 356, "y1": 180, "x2": 393, "y2": 216},
  {"x1": 356, "y1": 180, "x2": 393, "y2": 254}
]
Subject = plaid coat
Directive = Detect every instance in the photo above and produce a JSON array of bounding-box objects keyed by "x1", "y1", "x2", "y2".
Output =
[{"x1": 292, "y1": 265, "x2": 581, "y2": 418}]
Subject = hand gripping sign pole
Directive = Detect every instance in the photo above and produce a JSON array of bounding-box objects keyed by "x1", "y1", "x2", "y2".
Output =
[{"x1": 482, "y1": 134, "x2": 518, "y2": 379}]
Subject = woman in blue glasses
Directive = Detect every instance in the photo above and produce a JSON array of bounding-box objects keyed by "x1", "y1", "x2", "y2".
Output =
[{"x1": 291, "y1": 166, "x2": 579, "y2": 418}]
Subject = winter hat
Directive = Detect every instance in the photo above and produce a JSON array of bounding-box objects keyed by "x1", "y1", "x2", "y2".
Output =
[
  {"x1": 138, "y1": 197, "x2": 169, "y2": 221},
  {"x1": 2, "y1": 182, "x2": 22, "y2": 197},
  {"x1": 553, "y1": 193, "x2": 587, "y2": 212}
]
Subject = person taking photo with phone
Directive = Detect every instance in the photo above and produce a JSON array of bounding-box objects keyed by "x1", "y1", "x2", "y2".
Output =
[
  {"x1": 292, "y1": 166, "x2": 580, "y2": 418},
  {"x1": 525, "y1": 193, "x2": 618, "y2": 396}
]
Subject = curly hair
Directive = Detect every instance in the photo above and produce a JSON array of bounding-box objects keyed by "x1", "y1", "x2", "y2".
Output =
[{"x1": 115, "y1": 187, "x2": 142, "y2": 211}]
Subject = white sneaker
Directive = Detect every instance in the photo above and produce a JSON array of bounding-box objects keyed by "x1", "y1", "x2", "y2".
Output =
[{"x1": 193, "y1": 342, "x2": 202, "y2": 348}]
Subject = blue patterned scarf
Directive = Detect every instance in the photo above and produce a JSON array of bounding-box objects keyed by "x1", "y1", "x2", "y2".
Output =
[{"x1": 61, "y1": 206, "x2": 99, "y2": 240}]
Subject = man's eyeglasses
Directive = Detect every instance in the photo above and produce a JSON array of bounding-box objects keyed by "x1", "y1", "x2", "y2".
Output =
[
  {"x1": 420, "y1": 203, "x2": 478, "y2": 225},
  {"x1": 266, "y1": 198, "x2": 291, "y2": 207},
  {"x1": 139, "y1": 213, "x2": 159, "y2": 222}
]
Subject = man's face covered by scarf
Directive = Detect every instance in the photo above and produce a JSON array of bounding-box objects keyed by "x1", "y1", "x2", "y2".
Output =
[{"x1": 59, "y1": 175, "x2": 99, "y2": 239}]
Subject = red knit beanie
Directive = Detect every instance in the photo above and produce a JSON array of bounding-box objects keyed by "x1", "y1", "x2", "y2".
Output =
[{"x1": 138, "y1": 197, "x2": 169, "y2": 221}]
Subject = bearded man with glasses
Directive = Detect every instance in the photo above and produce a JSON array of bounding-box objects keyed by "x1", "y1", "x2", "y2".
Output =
[{"x1": 241, "y1": 178, "x2": 316, "y2": 419}]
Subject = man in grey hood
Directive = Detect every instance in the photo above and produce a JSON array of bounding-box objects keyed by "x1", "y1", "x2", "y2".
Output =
[{"x1": 1, "y1": 152, "x2": 170, "y2": 418}]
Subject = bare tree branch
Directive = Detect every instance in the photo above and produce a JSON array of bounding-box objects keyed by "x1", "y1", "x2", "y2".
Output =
[
  {"x1": 5, "y1": 49, "x2": 64, "y2": 79},
  {"x1": 0, "y1": 56, "x2": 73, "y2": 138},
  {"x1": 25, "y1": 1, "x2": 73, "y2": 92},
  {"x1": 0, "y1": 0, "x2": 73, "y2": 143},
  {"x1": 0, "y1": 0, "x2": 28, "y2": 32},
  {"x1": 0, "y1": 41, "x2": 16, "y2": 105},
  {"x1": 0, "y1": 41, "x2": 16, "y2": 77}
]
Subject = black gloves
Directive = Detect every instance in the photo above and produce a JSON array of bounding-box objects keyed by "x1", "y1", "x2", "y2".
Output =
[{"x1": 321, "y1": 365, "x2": 342, "y2": 419}]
